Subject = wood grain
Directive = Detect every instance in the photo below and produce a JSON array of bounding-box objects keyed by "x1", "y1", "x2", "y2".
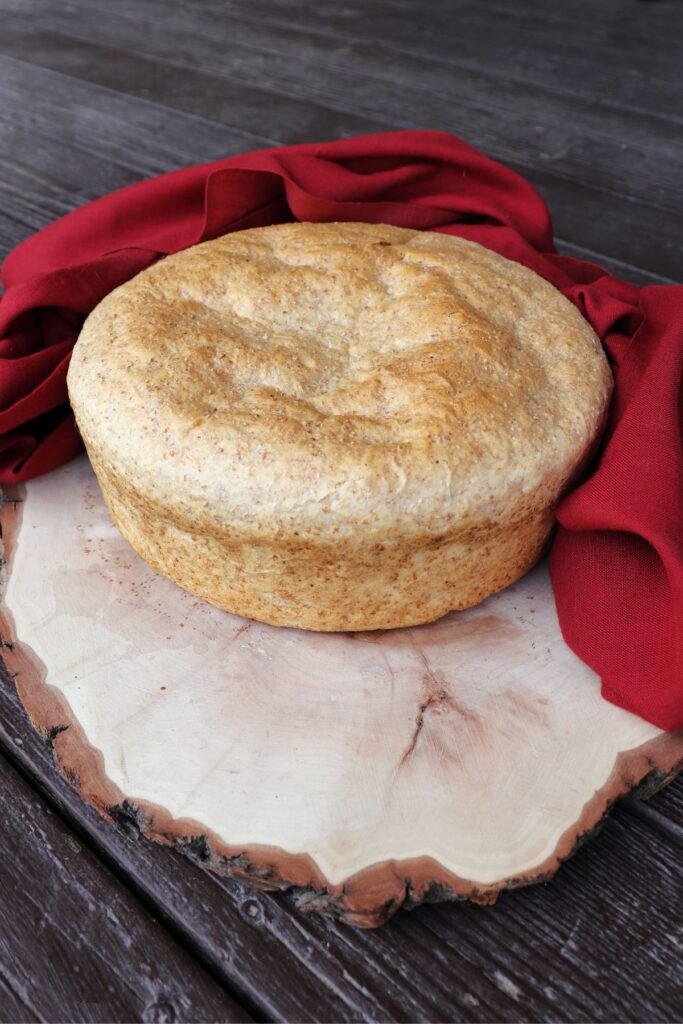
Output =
[
  {"x1": 32, "y1": 0, "x2": 683, "y2": 272},
  {"x1": 0, "y1": 1, "x2": 681, "y2": 278},
  {"x1": 0, "y1": 975, "x2": 39, "y2": 1024},
  {"x1": 6, "y1": 458, "x2": 681, "y2": 924},
  {"x1": 1, "y1": 662, "x2": 681, "y2": 1024},
  {"x1": 0, "y1": 54, "x2": 667, "y2": 287},
  {"x1": 0, "y1": 0, "x2": 681, "y2": 1019},
  {"x1": 0, "y1": 751, "x2": 251, "y2": 1024}
]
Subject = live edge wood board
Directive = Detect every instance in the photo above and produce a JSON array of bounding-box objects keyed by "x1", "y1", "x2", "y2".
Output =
[{"x1": 2, "y1": 456, "x2": 682, "y2": 927}]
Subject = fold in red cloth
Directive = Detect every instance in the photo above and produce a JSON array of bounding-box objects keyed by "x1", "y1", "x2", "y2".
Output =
[{"x1": 0, "y1": 131, "x2": 680, "y2": 730}]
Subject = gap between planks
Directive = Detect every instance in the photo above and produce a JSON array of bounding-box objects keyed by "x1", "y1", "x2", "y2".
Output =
[
  {"x1": 2, "y1": 0, "x2": 681, "y2": 215},
  {"x1": 0, "y1": 744, "x2": 253, "y2": 1024},
  {"x1": 0, "y1": 58, "x2": 675, "y2": 287}
]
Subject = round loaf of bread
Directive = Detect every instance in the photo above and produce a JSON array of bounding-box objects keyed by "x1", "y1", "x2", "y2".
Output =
[{"x1": 67, "y1": 222, "x2": 611, "y2": 631}]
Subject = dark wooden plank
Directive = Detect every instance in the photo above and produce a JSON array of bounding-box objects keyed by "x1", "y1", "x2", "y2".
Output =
[
  {"x1": 0, "y1": 974, "x2": 40, "y2": 1024},
  {"x1": 0, "y1": 749, "x2": 251, "y2": 1024},
  {"x1": 1, "y1": 661, "x2": 681, "y2": 1024},
  {"x1": 0, "y1": 53, "x2": 277, "y2": 173},
  {"x1": 101, "y1": 0, "x2": 682, "y2": 209},
  {"x1": 0, "y1": 56, "x2": 274, "y2": 261},
  {"x1": 1, "y1": 54, "x2": 669, "y2": 285},
  {"x1": 552, "y1": 239, "x2": 673, "y2": 288},
  {"x1": 0, "y1": 60, "x2": 659, "y2": 290},
  {"x1": 0, "y1": 57, "x2": 675, "y2": 284},
  {"x1": 194, "y1": 0, "x2": 683, "y2": 45},
  {"x1": 0, "y1": 205, "x2": 45, "y2": 256},
  {"x1": 0, "y1": 14, "x2": 380, "y2": 148},
  {"x1": 0, "y1": 117, "x2": 142, "y2": 204},
  {"x1": 1, "y1": 1, "x2": 680, "y2": 278},
  {"x1": 201, "y1": 0, "x2": 683, "y2": 88},
  {"x1": 62, "y1": 0, "x2": 683, "y2": 209},
  {"x1": 160, "y1": 0, "x2": 683, "y2": 124},
  {"x1": 625, "y1": 779, "x2": 683, "y2": 841},
  {"x1": 243, "y1": 0, "x2": 682, "y2": 83},
  {"x1": 364, "y1": 0, "x2": 683, "y2": 44},
  {"x1": 655, "y1": 778, "x2": 683, "y2": 830}
]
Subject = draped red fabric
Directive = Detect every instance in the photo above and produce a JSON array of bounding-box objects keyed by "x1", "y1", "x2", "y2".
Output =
[{"x1": 0, "y1": 130, "x2": 680, "y2": 730}]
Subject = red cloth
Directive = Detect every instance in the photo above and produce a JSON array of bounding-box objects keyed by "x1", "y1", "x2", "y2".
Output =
[{"x1": 0, "y1": 131, "x2": 680, "y2": 730}]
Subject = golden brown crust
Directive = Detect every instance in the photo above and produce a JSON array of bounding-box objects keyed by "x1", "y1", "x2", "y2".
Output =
[{"x1": 67, "y1": 222, "x2": 611, "y2": 630}]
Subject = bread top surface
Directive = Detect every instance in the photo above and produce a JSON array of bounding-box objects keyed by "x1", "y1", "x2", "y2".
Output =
[{"x1": 68, "y1": 222, "x2": 611, "y2": 541}]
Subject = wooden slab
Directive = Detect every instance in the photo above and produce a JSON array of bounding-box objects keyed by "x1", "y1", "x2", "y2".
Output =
[{"x1": 1, "y1": 456, "x2": 681, "y2": 927}]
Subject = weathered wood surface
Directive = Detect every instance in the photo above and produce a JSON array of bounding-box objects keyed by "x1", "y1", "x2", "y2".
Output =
[
  {"x1": 0, "y1": 751, "x2": 251, "y2": 1024},
  {"x1": 0, "y1": 0, "x2": 681, "y2": 284},
  {"x1": 0, "y1": 0, "x2": 681, "y2": 1020}
]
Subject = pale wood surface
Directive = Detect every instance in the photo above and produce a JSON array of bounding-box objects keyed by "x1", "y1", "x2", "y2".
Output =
[{"x1": 5, "y1": 456, "x2": 677, "y2": 923}]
